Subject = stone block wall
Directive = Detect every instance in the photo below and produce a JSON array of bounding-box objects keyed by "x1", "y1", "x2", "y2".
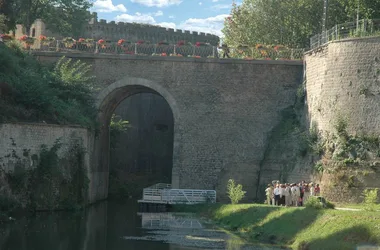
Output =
[
  {"x1": 11, "y1": 16, "x2": 220, "y2": 46},
  {"x1": 305, "y1": 37, "x2": 380, "y2": 135},
  {"x1": 33, "y1": 53, "x2": 303, "y2": 202},
  {"x1": 82, "y1": 20, "x2": 220, "y2": 45},
  {"x1": 305, "y1": 37, "x2": 380, "y2": 201},
  {"x1": 0, "y1": 123, "x2": 100, "y2": 204}
]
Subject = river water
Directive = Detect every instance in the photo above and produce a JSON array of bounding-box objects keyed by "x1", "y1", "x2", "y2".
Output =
[{"x1": 0, "y1": 200, "x2": 284, "y2": 250}]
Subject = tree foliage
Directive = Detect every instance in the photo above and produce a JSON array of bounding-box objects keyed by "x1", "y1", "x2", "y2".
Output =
[
  {"x1": 0, "y1": 42, "x2": 97, "y2": 127},
  {"x1": 0, "y1": 14, "x2": 5, "y2": 32},
  {"x1": 223, "y1": 0, "x2": 380, "y2": 48},
  {"x1": 0, "y1": 0, "x2": 92, "y2": 36}
]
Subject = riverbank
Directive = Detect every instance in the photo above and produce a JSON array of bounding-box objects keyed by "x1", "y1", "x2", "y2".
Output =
[{"x1": 173, "y1": 203, "x2": 380, "y2": 250}]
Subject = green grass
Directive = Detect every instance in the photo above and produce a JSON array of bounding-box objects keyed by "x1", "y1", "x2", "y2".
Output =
[
  {"x1": 334, "y1": 202, "x2": 380, "y2": 210},
  {"x1": 173, "y1": 203, "x2": 380, "y2": 250}
]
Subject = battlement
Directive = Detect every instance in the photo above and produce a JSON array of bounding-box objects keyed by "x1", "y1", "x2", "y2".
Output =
[
  {"x1": 84, "y1": 13, "x2": 220, "y2": 45},
  {"x1": 12, "y1": 12, "x2": 220, "y2": 46}
]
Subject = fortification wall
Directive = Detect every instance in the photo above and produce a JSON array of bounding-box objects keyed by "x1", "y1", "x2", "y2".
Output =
[
  {"x1": 305, "y1": 37, "x2": 380, "y2": 135},
  {"x1": 305, "y1": 37, "x2": 380, "y2": 202},
  {"x1": 0, "y1": 123, "x2": 101, "y2": 204},
  {"x1": 12, "y1": 14, "x2": 220, "y2": 46},
  {"x1": 83, "y1": 18, "x2": 220, "y2": 45}
]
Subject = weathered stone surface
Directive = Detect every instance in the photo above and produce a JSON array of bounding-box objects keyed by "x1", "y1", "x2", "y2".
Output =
[
  {"x1": 304, "y1": 37, "x2": 380, "y2": 201},
  {"x1": 305, "y1": 37, "x2": 380, "y2": 135},
  {"x1": 33, "y1": 52, "x2": 303, "y2": 201},
  {"x1": 0, "y1": 123, "x2": 101, "y2": 204}
]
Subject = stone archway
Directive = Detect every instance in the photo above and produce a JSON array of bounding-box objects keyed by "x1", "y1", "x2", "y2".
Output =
[{"x1": 88, "y1": 77, "x2": 181, "y2": 203}]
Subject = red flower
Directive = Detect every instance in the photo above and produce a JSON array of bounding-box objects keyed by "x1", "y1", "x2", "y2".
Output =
[
  {"x1": 118, "y1": 39, "x2": 125, "y2": 45},
  {"x1": 194, "y1": 55, "x2": 201, "y2": 58},
  {"x1": 177, "y1": 40, "x2": 185, "y2": 46},
  {"x1": 195, "y1": 42, "x2": 202, "y2": 47},
  {"x1": 161, "y1": 53, "x2": 167, "y2": 56},
  {"x1": 78, "y1": 38, "x2": 85, "y2": 43},
  {"x1": 137, "y1": 40, "x2": 144, "y2": 44},
  {"x1": 39, "y1": 35, "x2": 47, "y2": 41},
  {"x1": 0, "y1": 34, "x2": 12, "y2": 40},
  {"x1": 97, "y1": 39, "x2": 105, "y2": 44},
  {"x1": 19, "y1": 35, "x2": 28, "y2": 41}
]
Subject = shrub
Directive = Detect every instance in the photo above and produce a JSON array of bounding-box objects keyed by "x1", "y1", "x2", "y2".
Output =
[
  {"x1": 0, "y1": 43, "x2": 97, "y2": 128},
  {"x1": 363, "y1": 188, "x2": 378, "y2": 211},
  {"x1": 226, "y1": 179, "x2": 246, "y2": 204},
  {"x1": 305, "y1": 196, "x2": 335, "y2": 209},
  {"x1": 305, "y1": 196, "x2": 323, "y2": 209}
]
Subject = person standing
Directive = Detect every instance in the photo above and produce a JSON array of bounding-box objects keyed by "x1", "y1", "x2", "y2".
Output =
[
  {"x1": 315, "y1": 184, "x2": 321, "y2": 196},
  {"x1": 273, "y1": 184, "x2": 281, "y2": 206},
  {"x1": 291, "y1": 184, "x2": 300, "y2": 206},
  {"x1": 303, "y1": 183, "x2": 310, "y2": 203},
  {"x1": 265, "y1": 184, "x2": 274, "y2": 205},
  {"x1": 310, "y1": 183, "x2": 315, "y2": 197},
  {"x1": 280, "y1": 184, "x2": 286, "y2": 206},
  {"x1": 284, "y1": 183, "x2": 291, "y2": 206}
]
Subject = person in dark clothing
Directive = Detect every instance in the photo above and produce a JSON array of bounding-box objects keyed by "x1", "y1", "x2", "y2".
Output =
[{"x1": 221, "y1": 44, "x2": 230, "y2": 58}]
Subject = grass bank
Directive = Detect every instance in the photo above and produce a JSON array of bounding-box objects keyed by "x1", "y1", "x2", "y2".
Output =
[{"x1": 173, "y1": 203, "x2": 380, "y2": 250}]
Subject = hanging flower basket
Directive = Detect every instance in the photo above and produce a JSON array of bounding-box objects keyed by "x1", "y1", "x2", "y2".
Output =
[
  {"x1": 158, "y1": 41, "x2": 169, "y2": 46},
  {"x1": 177, "y1": 40, "x2": 185, "y2": 46},
  {"x1": 19, "y1": 35, "x2": 35, "y2": 47},
  {"x1": 195, "y1": 42, "x2": 210, "y2": 47},
  {"x1": 117, "y1": 39, "x2": 125, "y2": 46},
  {"x1": 0, "y1": 34, "x2": 13, "y2": 41},
  {"x1": 63, "y1": 37, "x2": 76, "y2": 48},
  {"x1": 39, "y1": 35, "x2": 55, "y2": 45},
  {"x1": 97, "y1": 39, "x2": 107, "y2": 49}
]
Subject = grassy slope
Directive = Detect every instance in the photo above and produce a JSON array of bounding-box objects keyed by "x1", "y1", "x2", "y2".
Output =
[{"x1": 175, "y1": 204, "x2": 380, "y2": 250}]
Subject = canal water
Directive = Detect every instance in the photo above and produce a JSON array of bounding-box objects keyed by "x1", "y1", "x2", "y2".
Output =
[{"x1": 0, "y1": 200, "x2": 284, "y2": 250}]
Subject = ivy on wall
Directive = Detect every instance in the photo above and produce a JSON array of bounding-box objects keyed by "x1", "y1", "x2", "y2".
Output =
[{"x1": 0, "y1": 137, "x2": 89, "y2": 217}]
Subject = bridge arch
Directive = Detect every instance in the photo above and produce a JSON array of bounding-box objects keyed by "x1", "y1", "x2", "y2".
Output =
[{"x1": 91, "y1": 77, "x2": 181, "y2": 201}]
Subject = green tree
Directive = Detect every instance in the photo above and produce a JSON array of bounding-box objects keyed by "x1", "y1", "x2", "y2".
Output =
[
  {"x1": 0, "y1": 14, "x2": 6, "y2": 32},
  {"x1": 0, "y1": 0, "x2": 92, "y2": 36},
  {"x1": 222, "y1": 0, "x2": 380, "y2": 48},
  {"x1": 42, "y1": 0, "x2": 93, "y2": 37}
]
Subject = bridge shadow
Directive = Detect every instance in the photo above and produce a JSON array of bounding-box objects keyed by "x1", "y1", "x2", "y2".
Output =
[{"x1": 298, "y1": 225, "x2": 378, "y2": 250}]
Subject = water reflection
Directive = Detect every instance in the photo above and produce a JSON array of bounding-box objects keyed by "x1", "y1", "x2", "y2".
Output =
[{"x1": 0, "y1": 201, "x2": 284, "y2": 250}]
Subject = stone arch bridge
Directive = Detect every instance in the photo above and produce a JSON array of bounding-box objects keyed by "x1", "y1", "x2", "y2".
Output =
[{"x1": 34, "y1": 52, "x2": 303, "y2": 202}]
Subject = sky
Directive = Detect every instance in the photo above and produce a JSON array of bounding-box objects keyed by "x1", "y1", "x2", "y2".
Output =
[{"x1": 91, "y1": 0, "x2": 238, "y2": 37}]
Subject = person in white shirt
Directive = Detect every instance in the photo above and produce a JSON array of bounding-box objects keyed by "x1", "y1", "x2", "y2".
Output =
[
  {"x1": 291, "y1": 184, "x2": 300, "y2": 206},
  {"x1": 273, "y1": 184, "x2": 281, "y2": 206}
]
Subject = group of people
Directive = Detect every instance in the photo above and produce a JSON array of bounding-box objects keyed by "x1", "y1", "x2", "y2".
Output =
[{"x1": 265, "y1": 181, "x2": 321, "y2": 207}]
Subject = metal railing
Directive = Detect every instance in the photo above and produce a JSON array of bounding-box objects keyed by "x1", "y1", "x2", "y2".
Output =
[
  {"x1": 141, "y1": 183, "x2": 216, "y2": 204},
  {"x1": 310, "y1": 19, "x2": 380, "y2": 49},
  {"x1": 140, "y1": 213, "x2": 203, "y2": 229},
  {"x1": 27, "y1": 40, "x2": 304, "y2": 60}
]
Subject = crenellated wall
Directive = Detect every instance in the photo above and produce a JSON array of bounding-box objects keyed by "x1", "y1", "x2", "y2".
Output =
[
  {"x1": 11, "y1": 13, "x2": 220, "y2": 46},
  {"x1": 82, "y1": 17, "x2": 219, "y2": 45}
]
